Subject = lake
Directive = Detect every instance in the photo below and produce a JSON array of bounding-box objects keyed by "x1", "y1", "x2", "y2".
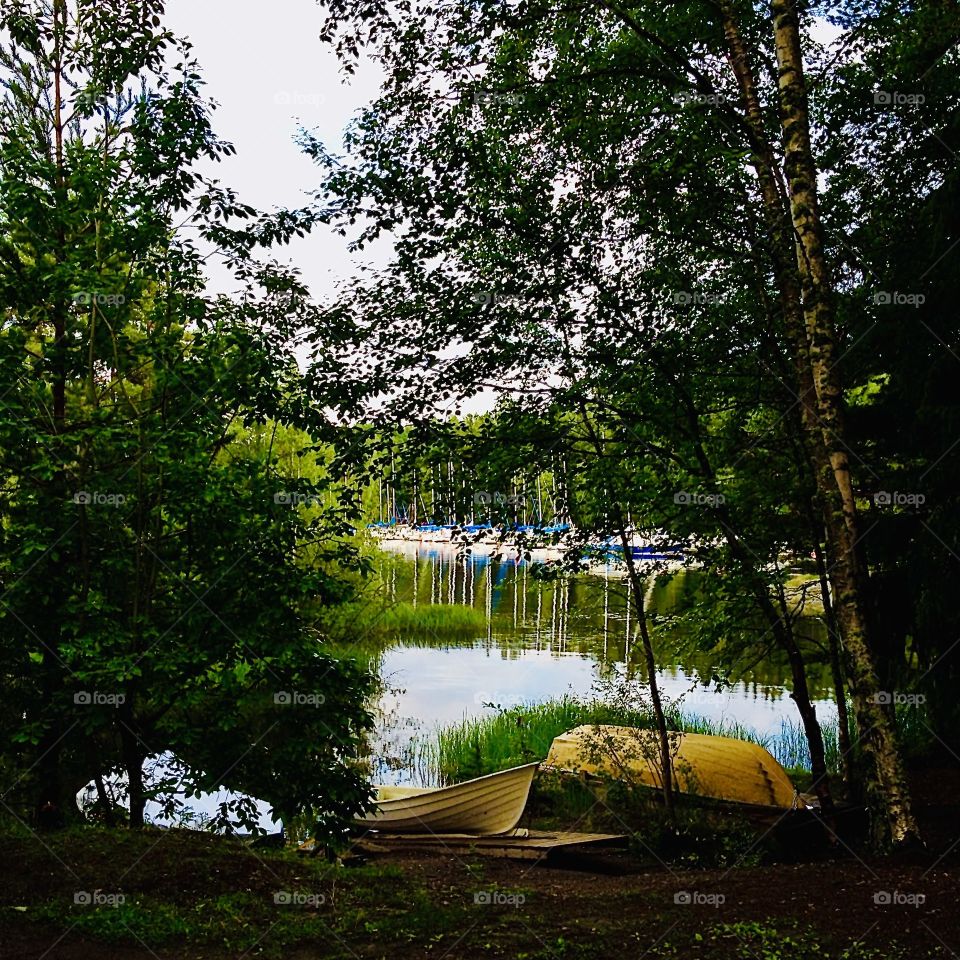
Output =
[
  {"x1": 135, "y1": 538, "x2": 838, "y2": 826},
  {"x1": 371, "y1": 540, "x2": 838, "y2": 785}
]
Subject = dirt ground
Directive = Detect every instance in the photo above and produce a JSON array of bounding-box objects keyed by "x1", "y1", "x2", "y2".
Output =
[{"x1": 1, "y1": 770, "x2": 958, "y2": 959}]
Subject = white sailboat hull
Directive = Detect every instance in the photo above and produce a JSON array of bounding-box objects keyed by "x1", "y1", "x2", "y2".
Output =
[{"x1": 355, "y1": 763, "x2": 538, "y2": 836}]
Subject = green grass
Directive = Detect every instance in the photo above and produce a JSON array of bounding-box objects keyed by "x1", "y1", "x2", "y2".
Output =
[
  {"x1": 374, "y1": 601, "x2": 487, "y2": 637},
  {"x1": 419, "y1": 695, "x2": 840, "y2": 785},
  {"x1": 423, "y1": 696, "x2": 650, "y2": 783},
  {"x1": 10, "y1": 827, "x2": 460, "y2": 958},
  {"x1": 318, "y1": 600, "x2": 487, "y2": 663},
  {"x1": 23, "y1": 899, "x2": 915, "y2": 960},
  {"x1": 33, "y1": 881, "x2": 462, "y2": 956},
  {"x1": 420, "y1": 694, "x2": 930, "y2": 787},
  {"x1": 652, "y1": 920, "x2": 910, "y2": 960}
]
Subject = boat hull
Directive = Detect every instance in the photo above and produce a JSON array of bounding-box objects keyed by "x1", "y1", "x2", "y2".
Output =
[
  {"x1": 355, "y1": 763, "x2": 538, "y2": 836},
  {"x1": 545, "y1": 726, "x2": 801, "y2": 810}
]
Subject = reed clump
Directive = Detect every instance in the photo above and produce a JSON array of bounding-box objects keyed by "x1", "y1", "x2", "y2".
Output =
[{"x1": 420, "y1": 695, "x2": 849, "y2": 785}]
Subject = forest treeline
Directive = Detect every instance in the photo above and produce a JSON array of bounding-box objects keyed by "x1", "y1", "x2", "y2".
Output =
[
  {"x1": 308, "y1": 0, "x2": 960, "y2": 847},
  {"x1": 0, "y1": 0, "x2": 957, "y2": 850}
]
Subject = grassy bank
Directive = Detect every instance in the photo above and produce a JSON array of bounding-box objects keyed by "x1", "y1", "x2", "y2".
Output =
[
  {"x1": 374, "y1": 600, "x2": 487, "y2": 637},
  {"x1": 417, "y1": 695, "x2": 843, "y2": 786},
  {"x1": 0, "y1": 823, "x2": 459, "y2": 958},
  {"x1": 420, "y1": 694, "x2": 934, "y2": 792},
  {"x1": 319, "y1": 596, "x2": 486, "y2": 651}
]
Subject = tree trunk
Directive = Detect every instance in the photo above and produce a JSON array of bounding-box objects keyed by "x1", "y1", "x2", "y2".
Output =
[
  {"x1": 94, "y1": 772, "x2": 117, "y2": 826},
  {"x1": 619, "y1": 529, "x2": 676, "y2": 820},
  {"x1": 718, "y1": 515, "x2": 835, "y2": 816},
  {"x1": 36, "y1": 1, "x2": 70, "y2": 827},
  {"x1": 675, "y1": 369, "x2": 836, "y2": 816},
  {"x1": 779, "y1": 616, "x2": 835, "y2": 819},
  {"x1": 718, "y1": 0, "x2": 919, "y2": 847},
  {"x1": 770, "y1": 0, "x2": 920, "y2": 847},
  {"x1": 813, "y1": 539, "x2": 853, "y2": 786},
  {"x1": 574, "y1": 407, "x2": 676, "y2": 820},
  {"x1": 35, "y1": 722, "x2": 67, "y2": 829},
  {"x1": 119, "y1": 709, "x2": 147, "y2": 829}
]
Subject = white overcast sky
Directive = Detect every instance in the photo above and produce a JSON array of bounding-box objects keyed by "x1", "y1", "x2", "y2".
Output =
[
  {"x1": 164, "y1": 0, "x2": 385, "y2": 304},
  {"x1": 161, "y1": 2, "x2": 841, "y2": 309}
]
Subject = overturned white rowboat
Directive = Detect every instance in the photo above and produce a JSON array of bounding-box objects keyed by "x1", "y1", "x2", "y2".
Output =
[{"x1": 354, "y1": 763, "x2": 538, "y2": 836}]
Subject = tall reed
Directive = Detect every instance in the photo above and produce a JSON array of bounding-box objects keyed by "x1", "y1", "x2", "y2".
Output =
[{"x1": 417, "y1": 696, "x2": 861, "y2": 784}]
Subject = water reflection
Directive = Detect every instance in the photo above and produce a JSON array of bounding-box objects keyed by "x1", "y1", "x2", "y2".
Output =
[{"x1": 373, "y1": 541, "x2": 838, "y2": 784}]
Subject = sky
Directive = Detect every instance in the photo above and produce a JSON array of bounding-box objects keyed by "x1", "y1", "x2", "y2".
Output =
[
  {"x1": 164, "y1": 0, "x2": 385, "y2": 304},
  {"x1": 160, "y1": 2, "x2": 842, "y2": 306},
  {"x1": 159, "y1": 1, "x2": 841, "y2": 419}
]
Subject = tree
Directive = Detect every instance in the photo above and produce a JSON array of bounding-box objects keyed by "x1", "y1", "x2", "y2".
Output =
[
  {"x1": 0, "y1": 0, "x2": 373, "y2": 835},
  {"x1": 310, "y1": 0, "x2": 957, "y2": 845},
  {"x1": 811, "y1": 0, "x2": 960, "y2": 765}
]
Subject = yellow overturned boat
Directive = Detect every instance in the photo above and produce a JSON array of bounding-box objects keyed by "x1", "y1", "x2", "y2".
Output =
[
  {"x1": 354, "y1": 762, "x2": 538, "y2": 836},
  {"x1": 545, "y1": 726, "x2": 803, "y2": 811}
]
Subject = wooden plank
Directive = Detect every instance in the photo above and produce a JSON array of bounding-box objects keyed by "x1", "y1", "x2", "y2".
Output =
[
  {"x1": 354, "y1": 830, "x2": 628, "y2": 861},
  {"x1": 369, "y1": 830, "x2": 625, "y2": 847}
]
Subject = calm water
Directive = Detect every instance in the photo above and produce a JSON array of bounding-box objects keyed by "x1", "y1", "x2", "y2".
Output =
[
  {"x1": 372, "y1": 541, "x2": 838, "y2": 784},
  {"x1": 138, "y1": 539, "x2": 838, "y2": 826}
]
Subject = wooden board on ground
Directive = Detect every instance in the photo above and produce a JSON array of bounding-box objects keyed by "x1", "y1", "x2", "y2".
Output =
[{"x1": 352, "y1": 830, "x2": 628, "y2": 861}]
